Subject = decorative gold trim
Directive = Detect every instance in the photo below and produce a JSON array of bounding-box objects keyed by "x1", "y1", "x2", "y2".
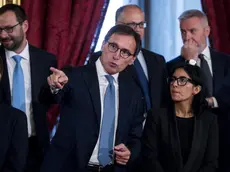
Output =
[{"x1": 0, "y1": 0, "x2": 21, "y2": 7}]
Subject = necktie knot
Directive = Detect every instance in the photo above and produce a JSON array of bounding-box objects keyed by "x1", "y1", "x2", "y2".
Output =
[
  {"x1": 105, "y1": 75, "x2": 114, "y2": 85},
  {"x1": 198, "y1": 54, "x2": 204, "y2": 60},
  {"x1": 12, "y1": 55, "x2": 22, "y2": 63}
]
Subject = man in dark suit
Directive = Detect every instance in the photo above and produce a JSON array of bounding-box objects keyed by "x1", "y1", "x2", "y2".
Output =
[
  {"x1": 40, "y1": 25, "x2": 145, "y2": 172},
  {"x1": 0, "y1": 4, "x2": 57, "y2": 172},
  {"x1": 167, "y1": 9, "x2": 230, "y2": 172},
  {"x1": 0, "y1": 58, "x2": 28, "y2": 172},
  {"x1": 88, "y1": 4, "x2": 168, "y2": 111}
]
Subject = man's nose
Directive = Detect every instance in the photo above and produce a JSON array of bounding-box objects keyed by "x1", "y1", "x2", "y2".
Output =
[
  {"x1": 113, "y1": 49, "x2": 121, "y2": 60},
  {"x1": 184, "y1": 32, "x2": 192, "y2": 41},
  {"x1": 0, "y1": 30, "x2": 9, "y2": 39}
]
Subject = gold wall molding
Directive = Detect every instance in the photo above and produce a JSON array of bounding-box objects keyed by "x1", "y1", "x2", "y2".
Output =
[{"x1": 0, "y1": 0, "x2": 21, "y2": 7}]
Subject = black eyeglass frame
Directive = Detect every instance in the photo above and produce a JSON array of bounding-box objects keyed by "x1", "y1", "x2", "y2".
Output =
[
  {"x1": 107, "y1": 42, "x2": 135, "y2": 59},
  {"x1": 118, "y1": 21, "x2": 147, "y2": 29},
  {"x1": 168, "y1": 76, "x2": 195, "y2": 86},
  {"x1": 0, "y1": 22, "x2": 22, "y2": 34}
]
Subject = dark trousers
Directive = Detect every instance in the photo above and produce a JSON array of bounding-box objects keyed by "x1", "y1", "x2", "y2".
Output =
[
  {"x1": 87, "y1": 164, "x2": 114, "y2": 172},
  {"x1": 24, "y1": 136, "x2": 43, "y2": 172}
]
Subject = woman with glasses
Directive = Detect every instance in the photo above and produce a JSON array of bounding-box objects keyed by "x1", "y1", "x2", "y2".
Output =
[{"x1": 141, "y1": 63, "x2": 218, "y2": 172}]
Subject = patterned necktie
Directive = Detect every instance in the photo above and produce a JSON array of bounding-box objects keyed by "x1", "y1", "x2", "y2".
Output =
[
  {"x1": 134, "y1": 59, "x2": 151, "y2": 111},
  {"x1": 199, "y1": 54, "x2": 213, "y2": 96},
  {"x1": 12, "y1": 55, "x2": 26, "y2": 112},
  {"x1": 98, "y1": 75, "x2": 115, "y2": 166}
]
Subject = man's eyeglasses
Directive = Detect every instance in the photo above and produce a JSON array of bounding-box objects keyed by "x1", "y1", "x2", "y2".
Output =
[
  {"x1": 118, "y1": 21, "x2": 147, "y2": 29},
  {"x1": 107, "y1": 42, "x2": 134, "y2": 59},
  {"x1": 168, "y1": 76, "x2": 194, "y2": 86},
  {"x1": 0, "y1": 22, "x2": 21, "y2": 34}
]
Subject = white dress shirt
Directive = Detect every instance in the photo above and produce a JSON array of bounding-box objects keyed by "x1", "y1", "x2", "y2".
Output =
[
  {"x1": 5, "y1": 42, "x2": 35, "y2": 137},
  {"x1": 89, "y1": 58, "x2": 119, "y2": 164},
  {"x1": 137, "y1": 50, "x2": 149, "y2": 80}
]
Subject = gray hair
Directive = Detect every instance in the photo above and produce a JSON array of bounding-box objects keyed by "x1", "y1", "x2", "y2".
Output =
[{"x1": 178, "y1": 9, "x2": 209, "y2": 26}]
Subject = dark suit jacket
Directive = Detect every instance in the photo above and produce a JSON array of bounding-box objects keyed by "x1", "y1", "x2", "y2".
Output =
[
  {"x1": 0, "y1": 45, "x2": 57, "y2": 155},
  {"x1": 39, "y1": 64, "x2": 145, "y2": 172},
  {"x1": 0, "y1": 103, "x2": 28, "y2": 172},
  {"x1": 142, "y1": 108, "x2": 218, "y2": 172},
  {"x1": 167, "y1": 48, "x2": 230, "y2": 171},
  {"x1": 87, "y1": 49, "x2": 168, "y2": 109}
]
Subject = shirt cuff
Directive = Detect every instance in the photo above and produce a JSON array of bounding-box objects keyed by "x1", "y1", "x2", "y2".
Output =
[
  {"x1": 212, "y1": 97, "x2": 218, "y2": 108},
  {"x1": 50, "y1": 86, "x2": 61, "y2": 94}
]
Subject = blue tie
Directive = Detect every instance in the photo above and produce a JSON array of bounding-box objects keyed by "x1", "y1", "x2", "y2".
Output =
[
  {"x1": 12, "y1": 55, "x2": 26, "y2": 113},
  {"x1": 134, "y1": 59, "x2": 151, "y2": 111},
  {"x1": 98, "y1": 75, "x2": 115, "y2": 166}
]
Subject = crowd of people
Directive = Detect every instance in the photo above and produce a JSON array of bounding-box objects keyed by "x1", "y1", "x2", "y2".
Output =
[{"x1": 0, "y1": 3, "x2": 229, "y2": 172}]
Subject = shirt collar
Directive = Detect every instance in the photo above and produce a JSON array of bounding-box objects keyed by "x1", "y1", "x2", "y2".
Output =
[
  {"x1": 96, "y1": 57, "x2": 119, "y2": 83},
  {"x1": 5, "y1": 41, "x2": 29, "y2": 60},
  {"x1": 201, "y1": 46, "x2": 211, "y2": 60}
]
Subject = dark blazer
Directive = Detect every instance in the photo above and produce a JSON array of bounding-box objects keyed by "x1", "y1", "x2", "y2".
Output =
[
  {"x1": 39, "y1": 64, "x2": 145, "y2": 172},
  {"x1": 0, "y1": 45, "x2": 57, "y2": 155},
  {"x1": 88, "y1": 49, "x2": 168, "y2": 108},
  {"x1": 142, "y1": 108, "x2": 219, "y2": 172},
  {"x1": 167, "y1": 48, "x2": 230, "y2": 172},
  {"x1": 0, "y1": 103, "x2": 28, "y2": 172}
]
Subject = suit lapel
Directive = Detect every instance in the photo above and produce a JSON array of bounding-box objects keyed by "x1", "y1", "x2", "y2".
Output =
[
  {"x1": 0, "y1": 47, "x2": 11, "y2": 104},
  {"x1": 82, "y1": 64, "x2": 101, "y2": 127},
  {"x1": 210, "y1": 49, "x2": 225, "y2": 94},
  {"x1": 29, "y1": 45, "x2": 42, "y2": 102},
  {"x1": 115, "y1": 69, "x2": 132, "y2": 145}
]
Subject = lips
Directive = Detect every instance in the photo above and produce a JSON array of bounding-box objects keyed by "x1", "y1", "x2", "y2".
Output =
[
  {"x1": 1, "y1": 39, "x2": 11, "y2": 43},
  {"x1": 171, "y1": 90, "x2": 180, "y2": 94},
  {"x1": 109, "y1": 62, "x2": 118, "y2": 68}
]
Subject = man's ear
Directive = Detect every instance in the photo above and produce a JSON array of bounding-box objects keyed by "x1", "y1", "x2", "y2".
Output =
[
  {"x1": 204, "y1": 25, "x2": 210, "y2": 37},
  {"x1": 22, "y1": 20, "x2": 29, "y2": 33},
  {"x1": 128, "y1": 55, "x2": 136, "y2": 65},
  {"x1": 101, "y1": 41, "x2": 106, "y2": 51}
]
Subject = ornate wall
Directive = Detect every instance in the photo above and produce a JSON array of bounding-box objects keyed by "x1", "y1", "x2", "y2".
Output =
[{"x1": 0, "y1": 0, "x2": 20, "y2": 6}]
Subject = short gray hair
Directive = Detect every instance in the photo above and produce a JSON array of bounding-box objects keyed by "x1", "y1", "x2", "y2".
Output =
[{"x1": 178, "y1": 9, "x2": 208, "y2": 25}]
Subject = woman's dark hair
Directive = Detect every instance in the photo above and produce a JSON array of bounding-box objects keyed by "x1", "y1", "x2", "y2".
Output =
[{"x1": 169, "y1": 63, "x2": 209, "y2": 116}]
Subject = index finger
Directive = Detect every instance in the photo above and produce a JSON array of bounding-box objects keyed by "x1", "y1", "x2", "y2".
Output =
[{"x1": 50, "y1": 67, "x2": 63, "y2": 75}]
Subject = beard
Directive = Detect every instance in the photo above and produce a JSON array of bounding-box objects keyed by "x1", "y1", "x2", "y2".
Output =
[{"x1": 0, "y1": 30, "x2": 25, "y2": 52}]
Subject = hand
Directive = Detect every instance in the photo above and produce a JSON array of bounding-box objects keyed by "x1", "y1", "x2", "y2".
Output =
[
  {"x1": 114, "y1": 144, "x2": 131, "y2": 165},
  {"x1": 181, "y1": 39, "x2": 199, "y2": 60},
  {"x1": 47, "y1": 67, "x2": 68, "y2": 89}
]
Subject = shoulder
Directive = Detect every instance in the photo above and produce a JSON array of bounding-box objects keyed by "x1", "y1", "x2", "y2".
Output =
[
  {"x1": 87, "y1": 51, "x2": 102, "y2": 64},
  {"x1": 167, "y1": 56, "x2": 185, "y2": 73},
  {"x1": 210, "y1": 48, "x2": 230, "y2": 63},
  {"x1": 142, "y1": 48, "x2": 165, "y2": 63},
  {"x1": 29, "y1": 44, "x2": 56, "y2": 59},
  {"x1": 199, "y1": 110, "x2": 217, "y2": 124},
  {"x1": 147, "y1": 107, "x2": 169, "y2": 123},
  {"x1": 167, "y1": 55, "x2": 184, "y2": 65}
]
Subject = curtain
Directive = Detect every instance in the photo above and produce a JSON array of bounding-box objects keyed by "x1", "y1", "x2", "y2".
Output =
[
  {"x1": 201, "y1": 0, "x2": 230, "y2": 54},
  {"x1": 144, "y1": 0, "x2": 202, "y2": 61},
  {"x1": 21, "y1": 0, "x2": 110, "y2": 130}
]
